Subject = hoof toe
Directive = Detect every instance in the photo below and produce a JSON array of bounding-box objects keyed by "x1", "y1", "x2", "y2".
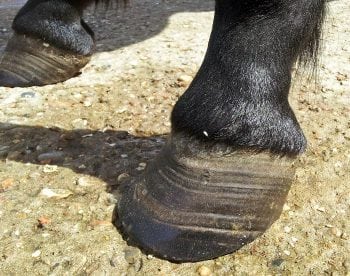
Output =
[
  {"x1": 0, "y1": 34, "x2": 91, "y2": 87},
  {"x1": 117, "y1": 134, "x2": 296, "y2": 262}
]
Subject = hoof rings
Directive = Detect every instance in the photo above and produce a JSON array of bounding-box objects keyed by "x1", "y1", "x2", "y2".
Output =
[
  {"x1": 0, "y1": 34, "x2": 91, "y2": 87},
  {"x1": 117, "y1": 134, "x2": 296, "y2": 262}
]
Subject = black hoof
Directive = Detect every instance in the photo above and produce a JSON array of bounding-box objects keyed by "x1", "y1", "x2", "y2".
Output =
[
  {"x1": 0, "y1": 34, "x2": 91, "y2": 87},
  {"x1": 117, "y1": 133, "x2": 296, "y2": 262}
]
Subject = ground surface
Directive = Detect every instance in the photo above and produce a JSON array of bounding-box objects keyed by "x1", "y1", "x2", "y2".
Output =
[{"x1": 0, "y1": 0, "x2": 349, "y2": 275}]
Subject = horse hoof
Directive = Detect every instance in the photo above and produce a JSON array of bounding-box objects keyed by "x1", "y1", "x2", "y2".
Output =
[
  {"x1": 0, "y1": 34, "x2": 91, "y2": 87},
  {"x1": 117, "y1": 133, "x2": 296, "y2": 262}
]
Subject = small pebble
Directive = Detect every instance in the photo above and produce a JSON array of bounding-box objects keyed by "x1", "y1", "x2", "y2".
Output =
[
  {"x1": 72, "y1": 118, "x2": 88, "y2": 128},
  {"x1": 284, "y1": 226, "x2": 292, "y2": 233},
  {"x1": 38, "y1": 151, "x2": 65, "y2": 162},
  {"x1": 331, "y1": 227, "x2": 342, "y2": 237},
  {"x1": 197, "y1": 265, "x2": 212, "y2": 276},
  {"x1": 177, "y1": 75, "x2": 193, "y2": 86},
  {"x1": 32, "y1": 250, "x2": 41, "y2": 258},
  {"x1": 115, "y1": 107, "x2": 128, "y2": 114},
  {"x1": 77, "y1": 176, "x2": 94, "y2": 187},
  {"x1": 315, "y1": 206, "x2": 326, "y2": 212},
  {"x1": 43, "y1": 165, "x2": 59, "y2": 173},
  {"x1": 272, "y1": 258, "x2": 284, "y2": 267},
  {"x1": 36, "y1": 145, "x2": 44, "y2": 151},
  {"x1": 38, "y1": 216, "x2": 51, "y2": 226},
  {"x1": 289, "y1": 237, "x2": 298, "y2": 247},
  {"x1": 60, "y1": 133, "x2": 78, "y2": 140},
  {"x1": 23, "y1": 208, "x2": 31, "y2": 214},
  {"x1": 106, "y1": 143, "x2": 116, "y2": 147},
  {"x1": 21, "y1": 92, "x2": 36, "y2": 98},
  {"x1": 283, "y1": 250, "x2": 291, "y2": 256},
  {"x1": 130, "y1": 60, "x2": 139, "y2": 67},
  {"x1": 83, "y1": 99, "x2": 93, "y2": 107},
  {"x1": 117, "y1": 173, "x2": 130, "y2": 182},
  {"x1": 291, "y1": 237, "x2": 298, "y2": 243},
  {"x1": 40, "y1": 188, "x2": 73, "y2": 199}
]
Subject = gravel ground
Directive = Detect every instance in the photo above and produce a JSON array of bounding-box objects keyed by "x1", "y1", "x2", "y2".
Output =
[{"x1": 0, "y1": 0, "x2": 349, "y2": 275}]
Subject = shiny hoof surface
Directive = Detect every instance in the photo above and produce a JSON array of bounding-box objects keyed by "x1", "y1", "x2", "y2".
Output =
[
  {"x1": 117, "y1": 134, "x2": 296, "y2": 262},
  {"x1": 0, "y1": 34, "x2": 91, "y2": 87}
]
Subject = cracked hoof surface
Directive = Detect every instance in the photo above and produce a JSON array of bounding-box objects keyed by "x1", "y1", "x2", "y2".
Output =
[
  {"x1": 0, "y1": 34, "x2": 91, "y2": 87},
  {"x1": 117, "y1": 134, "x2": 296, "y2": 262}
]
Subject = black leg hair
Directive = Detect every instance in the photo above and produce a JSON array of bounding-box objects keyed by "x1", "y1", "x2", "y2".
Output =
[{"x1": 171, "y1": 0, "x2": 326, "y2": 155}]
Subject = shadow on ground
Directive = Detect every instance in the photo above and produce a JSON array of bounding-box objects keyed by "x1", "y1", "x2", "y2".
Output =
[
  {"x1": 0, "y1": 123, "x2": 166, "y2": 193},
  {"x1": 0, "y1": 122, "x2": 175, "y2": 260},
  {"x1": 0, "y1": 0, "x2": 214, "y2": 53}
]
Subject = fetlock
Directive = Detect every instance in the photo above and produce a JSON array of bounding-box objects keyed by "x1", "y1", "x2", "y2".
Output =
[{"x1": 171, "y1": 66, "x2": 307, "y2": 155}]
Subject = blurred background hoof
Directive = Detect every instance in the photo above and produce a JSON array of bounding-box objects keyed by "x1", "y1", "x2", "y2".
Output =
[{"x1": 0, "y1": 33, "x2": 91, "y2": 87}]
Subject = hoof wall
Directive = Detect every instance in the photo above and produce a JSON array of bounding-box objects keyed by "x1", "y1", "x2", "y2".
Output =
[
  {"x1": 0, "y1": 34, "x2": 91, "y2": 87},
  {"x1": 117, "y1": 135, "x2": 296, "y2": 262}
]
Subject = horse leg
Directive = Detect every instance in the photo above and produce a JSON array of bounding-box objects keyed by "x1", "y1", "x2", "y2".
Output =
[{"x1": 117, "y1": 0, "x2": 326, "y2": 262}]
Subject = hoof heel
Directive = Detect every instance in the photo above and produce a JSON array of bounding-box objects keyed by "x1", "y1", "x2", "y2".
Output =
[
  {"x1": 0, "y1": 34, "x2": 91, "y2": 87},
  {"x1": 117, "y1": 134, "x2": 296, "y2": 262}
]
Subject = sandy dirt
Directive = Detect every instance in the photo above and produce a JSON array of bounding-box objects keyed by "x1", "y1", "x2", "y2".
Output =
[{"x1": 0, "y1": 0, "x2": 349, "y2": 275}]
